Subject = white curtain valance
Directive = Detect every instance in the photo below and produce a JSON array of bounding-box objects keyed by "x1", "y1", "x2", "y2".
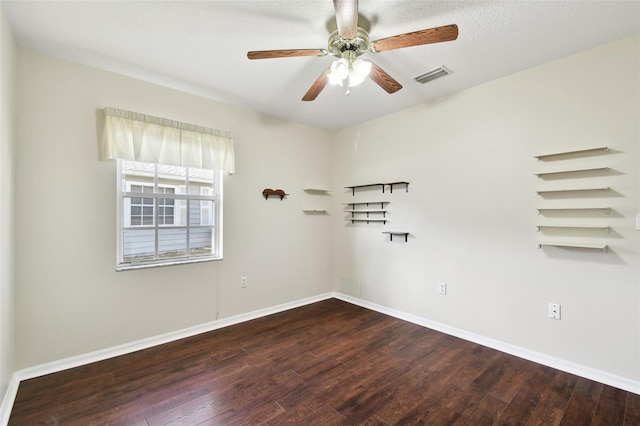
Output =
[{"x1": 101, "y1": 107, "x2": 235, "y2": 173}]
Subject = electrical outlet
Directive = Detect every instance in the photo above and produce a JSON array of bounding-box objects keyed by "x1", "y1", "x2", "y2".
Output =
[
  {"x1": 438, "y1": 282, "x2": 447, "y2": 295},
  {"x1": 241, "y1": 276, "x2": 248, "y2": 288},
  {"x1": 548, "y1": 303, "x2": 561, "y2": 320}
]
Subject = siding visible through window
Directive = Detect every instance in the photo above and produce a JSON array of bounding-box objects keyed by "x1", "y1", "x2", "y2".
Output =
[{"x1": 117, "y1": 160, "x2": 221, "y2": 270}]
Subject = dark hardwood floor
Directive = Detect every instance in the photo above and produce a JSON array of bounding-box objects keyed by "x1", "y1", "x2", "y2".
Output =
[{"x1": 9, "y1": 298, "x2": 640, "y2": 425}]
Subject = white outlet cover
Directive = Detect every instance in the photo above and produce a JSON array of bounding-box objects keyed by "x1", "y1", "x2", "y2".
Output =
[{"x1": 439, "y1": 282, "x2": 447, "y2": 295}]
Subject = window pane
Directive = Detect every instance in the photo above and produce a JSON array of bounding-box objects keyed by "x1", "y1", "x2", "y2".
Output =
[
  {"x1": 118, "y1": 160, "x2": 220, "y2": 268},
  {"x1": 122, "y1": 161, "x2": 154, "y2": 191},
  {"x1": 175, "y1": 199, "x2": 187, "y2": 226},
  {"x1": 158, "y1": 228, "x2": 187, "y2": 259},
  {"x1": 189, "y1": 169, "x2": 214, "y2": 195},
  {"x1": 158, "y1": 165, "x2": 187, "y2": 194},
  {"x1": 189, "y1": 227, "x2": 213, "y2": 256},
  {"x1": 197, "y1": 200, "x2": 214, "y2": 226},
  {"x1": 123, "y1": 229, "x2": 155, "y2": 263}
]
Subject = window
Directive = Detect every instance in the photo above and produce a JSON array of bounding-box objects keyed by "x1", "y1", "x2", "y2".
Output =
[{"x1": 117, "y1": 160, "x2": 222, "y2": 270}]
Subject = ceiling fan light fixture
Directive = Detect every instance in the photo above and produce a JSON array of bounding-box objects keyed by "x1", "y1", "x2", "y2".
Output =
[
  {"x1": 415, "y1": 66, "x2": 452, "y2": 84},
  {"x1": 328, "y1": 58, "x2": 371, "y2": 88},
  {"x1": 328, "y1": 58, "x2": 349, "y2": 86}
]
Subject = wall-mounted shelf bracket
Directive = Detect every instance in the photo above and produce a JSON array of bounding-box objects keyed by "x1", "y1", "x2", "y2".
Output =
[
  {"x1": 382, "y1": 232, "x2": 409, "y2": 242},
  {"x1": 343, "y1": 201, "x2": 388, "y2": 209},
  {"x1": 345, "y1": 181, "x2": 409, "y2": 195},
  {"x1": 347, "y1": 218, "x2": 387, "y2": 224}
]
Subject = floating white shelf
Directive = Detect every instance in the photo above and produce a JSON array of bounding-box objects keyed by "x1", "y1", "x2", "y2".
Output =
[
  {"x1": 303, "y1": 188, "x2": 330, "y2": 193},
  {"x1": 536, "y1": 207, "x2": 611, "y2": 214},
  {"x1": 302, "y1": 209, "x2": 327, "y2": 214},
  {"x1": 536, "y1": 187, "x2": 609, "y2": 195},
  {"x1": 538, "y1": 242, "x2": 608, "y2": 252},
  {"x1": 535, "y1": 167, "x2": 609, "y2": 177},
  {"x1": 534, "y1": 146, "x2": 609, "y2": 161},
  {"x1": 536, "y1": 225, "x2": 610, "y2": 232}
]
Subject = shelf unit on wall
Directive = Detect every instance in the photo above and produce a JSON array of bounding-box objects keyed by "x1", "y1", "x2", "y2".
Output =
[
  {"x1": 534, "y1": 147, "x2": 612, "y2": 252},
  {"x1": 343, "y1": 201, "x2": 389, "y2": 225},
  {"x1": 382, "y1": 231, "x2": 410, "y2": 242},
  {"x1": 302, "y1": 188, "x2": 330, "y2": 214},
  {"x1": 345, "y1": 181, "x2": 409, "y2": 196}
]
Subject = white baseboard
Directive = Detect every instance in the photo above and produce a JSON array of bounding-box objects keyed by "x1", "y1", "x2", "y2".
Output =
[
  {"x1": 333, "y1": 292, "x2": 640, "y2": 395},
  {"x1": 2, "y1": 291, "x2": 638, "y2": 425},
  {"x1": 0, "y1": 377, "x2": 19, "y2": 426}
]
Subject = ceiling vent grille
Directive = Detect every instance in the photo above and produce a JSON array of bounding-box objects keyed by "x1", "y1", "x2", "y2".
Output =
[{"x1": 415, "y1": 66, "x2": 452, "y2": 84}]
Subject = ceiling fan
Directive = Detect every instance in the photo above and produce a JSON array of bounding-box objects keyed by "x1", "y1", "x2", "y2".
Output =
[{"x1": 247, "y1": 0, "x2": 458, "y2": 101}]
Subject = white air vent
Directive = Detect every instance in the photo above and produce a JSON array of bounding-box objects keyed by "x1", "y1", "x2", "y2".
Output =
[{"x1": 415, "y1": 66, "x2": 452, "y2": 84}]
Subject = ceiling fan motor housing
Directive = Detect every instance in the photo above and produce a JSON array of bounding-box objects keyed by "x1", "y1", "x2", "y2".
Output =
[{"x1": 328, "y1": 27, "x2": 370, "y2": 59}]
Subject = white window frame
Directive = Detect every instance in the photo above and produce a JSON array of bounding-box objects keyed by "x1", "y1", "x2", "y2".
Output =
[{"x1": 116, "y1": 160, "x2": 223, "y2": 271}]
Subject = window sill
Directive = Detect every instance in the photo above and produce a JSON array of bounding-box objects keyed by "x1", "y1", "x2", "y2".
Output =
[{"x1": 116, "y1": 256, "x2": 221, "y2": 271}]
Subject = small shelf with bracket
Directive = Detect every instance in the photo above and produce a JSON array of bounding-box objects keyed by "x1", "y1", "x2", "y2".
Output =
[
  {"x1": 302, "y1": 209, "x2": 327, "y2": 214},
  {"x1": 534, "y1": 147, "x2": 609, "y2": 161},
  {"x1": 303, "y1": 188, "x2": 330, "y2": 194},
  {"x1": 343, "y1": 201, "x2": 388, "y2": 209},
  {"x1": 537, "y1": 242, "x2": 608, "y2": 252},
  {"x1": 382, "y1": 232, "x2": 409, "y2": 242},
  {"x1": 344, "y1": 209, "x2": 387, "y2": 217},
  {"x1": 262, "y1": 188, "x2": 289, "y2": 200},
  {"x1": 344, "y1": 201, "x2": 388, "y2": 224},
  {"x1": 347, "y1": 218, "x2": 387, "y2": 224},
  {"x1": 535, "y1": 167, "x2": 609, "y2": 177},
  {"x1": 345, "y1": 181, "x2": 409, "y2": 196}
]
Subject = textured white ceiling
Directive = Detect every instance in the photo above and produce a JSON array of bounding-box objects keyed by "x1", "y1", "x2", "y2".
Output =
[{"x1": 4, "y1": 0, "x2": 640, "y2": 130}]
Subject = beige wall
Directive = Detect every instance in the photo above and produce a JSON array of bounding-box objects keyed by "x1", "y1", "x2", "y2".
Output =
[
  {"x1": 10, "y1": 33, "x2": 640, "y2": 387},
  {"x1": 0, "y1": 4, "x2": 17, "y2": 402},
  {"x1": 331, "y1": 36, "x2": 639, "y2": 381},
  {"x1": 14, "y1": 50, "x2": 333, "y2": 368}
]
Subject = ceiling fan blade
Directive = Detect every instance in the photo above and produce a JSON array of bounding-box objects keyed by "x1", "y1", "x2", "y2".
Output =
[
  {"x1": 302, "y1": 67, "x2": 332, "y2": 101},
  {"x1": 371, "y1": 24, "x2": 458, "y2": 52},
  {"x1": 369, "y1": 62, "x2": 402, "y2": 94},
  {"x1": 333, "y1": 0, "x2": 358, "y2": 39},
  {"x1": 247, "y1": 49, "x2": 327, "y2": 60}
]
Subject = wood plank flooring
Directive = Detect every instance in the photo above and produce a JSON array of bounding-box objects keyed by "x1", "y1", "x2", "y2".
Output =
[{"x1": 9, "y1": 298, "x2": 640, "y2": 425}]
